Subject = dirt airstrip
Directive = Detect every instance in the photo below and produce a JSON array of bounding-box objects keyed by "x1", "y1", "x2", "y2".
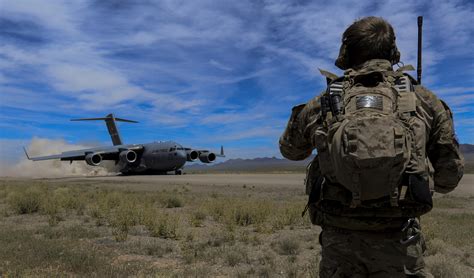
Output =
[{"x1": 26, "y1": 173, "x2": 474, "y2": 196}]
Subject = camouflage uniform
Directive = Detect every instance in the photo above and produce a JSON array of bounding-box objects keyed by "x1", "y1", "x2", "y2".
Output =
[{"x1": 279, "y1": 59, "x2": 464, "y2": 277}]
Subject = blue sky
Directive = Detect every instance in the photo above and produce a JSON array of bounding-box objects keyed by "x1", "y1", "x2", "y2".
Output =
[{"x1": 1, "y1": 0, "x2": 473, "y2": 163}]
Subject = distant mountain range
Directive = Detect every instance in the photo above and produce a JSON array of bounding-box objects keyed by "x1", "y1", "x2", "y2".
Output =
[{"x1": 186, "y1": 144, "x2": 474, "y2": 173}]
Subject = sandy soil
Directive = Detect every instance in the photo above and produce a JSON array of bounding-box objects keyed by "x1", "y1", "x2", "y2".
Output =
[{"x1": 10, "y1": 173, "x2": 473, "y2": 196}]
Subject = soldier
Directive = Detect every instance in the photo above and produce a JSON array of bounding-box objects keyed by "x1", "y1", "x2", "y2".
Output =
[{"x1": 279, "y1": 17, "x2": 464, "y2": 277}]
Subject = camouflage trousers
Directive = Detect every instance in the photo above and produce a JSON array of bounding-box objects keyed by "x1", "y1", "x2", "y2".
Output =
[{"x1": 319, "y1": 226, "x2": 433, "y2": 278}]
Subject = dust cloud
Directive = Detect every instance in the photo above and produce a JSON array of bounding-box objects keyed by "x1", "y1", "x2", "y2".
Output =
[{"x1": 0, "y1": 138, "x2": 119, "y2": 177}]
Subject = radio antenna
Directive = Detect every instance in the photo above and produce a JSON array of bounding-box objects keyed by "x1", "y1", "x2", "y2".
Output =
[{"x1": 417, "y1": 16, "x2": 423, "y2": 84}]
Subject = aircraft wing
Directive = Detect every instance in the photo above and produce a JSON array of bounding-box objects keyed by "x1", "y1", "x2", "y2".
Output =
[
  {"x1": 188, "y1": 146, "x2": 225, "y2": 157},
  {"x1": 24, "y1": 144, "x2": 144, "y2": 161}
]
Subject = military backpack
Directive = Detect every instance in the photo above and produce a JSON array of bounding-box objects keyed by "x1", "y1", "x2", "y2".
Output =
[{"x1": 307, "y1": 64, "x2": 433, "y2": 220}]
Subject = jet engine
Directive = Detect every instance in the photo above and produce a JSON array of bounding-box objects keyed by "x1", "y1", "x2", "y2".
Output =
[
  {"x1": 119, "y1": 150, "x2": 137, "y2": 164},
  {"x1": 186, "y1": 150, "x2": 199, "y2": 162},
  {"x1": 85, "y1": 153, "x2": 102, "y2": 166},
  {"x1": 199, "y1": 152, "x2": 216, "y2": 163}
]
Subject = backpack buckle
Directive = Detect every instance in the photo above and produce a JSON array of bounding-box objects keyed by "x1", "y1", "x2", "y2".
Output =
[
  {"x1": 350, "y1": 192, "x2": 361, "y2": 208},
  {"x1": 400, "y1": 218, "x2": 421, "y2": 245},
  {"x1": 390, "y1": 188, "x2": 399, "y2": 207}
]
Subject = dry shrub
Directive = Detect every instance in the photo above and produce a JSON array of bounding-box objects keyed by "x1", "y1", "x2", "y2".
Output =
[
  {"x1": 224, "y1": 246, "x2": 249, "y2": 266},
  {"x1": 127, "y1": 238, "x2": 174, "y2": 257},
  {"x1": 190, "y1": 210, "x2": 206, "y2": 227},
  {"x1": 8, "y1": 186, "x2": 44, "y2": 214},
  {"x1": 41, "y1": 195, "x2": 62, "y2": 226},
  {"x1": 271, "y1": 202, "x2": 306, "y2": 231},
  {"x1": 425, "y1": 253, "x2": 468, "y2": 278},
  {"x1": 145, "y1": 211, "x2": 180, "y2": 239},
  {"x1": 109, "y1": 202, "x2": 137, "y2": 242},
  {"x1": 53, "y1": 187, "x2": 86, "y2": 214},
  {"x1": 176, "y1": 265, "x2": 211, "y2": 278},
  {"x1": 274, "y1": 236, "x2": 300, "y2": 256},
  {"x1": 206, "y1": 228, "x2": 235, "y2": 247},
  {"x1": 165, "y1": 196, "x2": 183, "y2": 208},
  {"x1": 205, "y1": 198, "x2": 272, "y2": 227},
  {"x1": 425, "y1": 238, "x2": 450, "y2": 256}
]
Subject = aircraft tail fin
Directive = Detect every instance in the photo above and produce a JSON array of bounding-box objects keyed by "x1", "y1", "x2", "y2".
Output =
[
  {"x1": 217, "y1": 145, "x2": 225, "y2": 157},
  {"x1": 71, "y1": 114, "x2": 138, "y2": 146}
]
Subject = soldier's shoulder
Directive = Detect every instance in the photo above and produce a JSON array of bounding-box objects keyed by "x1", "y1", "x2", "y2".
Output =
[
  {"x1": 414, "y1": 85, "x2": 437, "y2": 99},
  {"x1": 413, "y1": 85, "x2": 444, "y2": 110}
]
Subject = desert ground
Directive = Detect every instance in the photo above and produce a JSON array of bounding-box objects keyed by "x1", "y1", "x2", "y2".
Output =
[{"x1": 0, "y1": 174, "x2": 473, "y2": 277}]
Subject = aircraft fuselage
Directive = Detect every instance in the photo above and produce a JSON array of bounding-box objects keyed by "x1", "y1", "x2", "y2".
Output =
[{"x1": 120, "y1": 141, "x2": 187, "y2": 174}]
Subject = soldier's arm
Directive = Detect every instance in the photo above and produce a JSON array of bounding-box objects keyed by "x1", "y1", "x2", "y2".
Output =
[
  {"x1": 418, "y1": 87, "x2": 464, "y2": 193},
  {"x1": 279, "y1": 96, "x2": 320, "y2": 161}
]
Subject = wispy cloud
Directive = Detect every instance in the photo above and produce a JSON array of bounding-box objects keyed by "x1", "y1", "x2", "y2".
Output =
[{"x1": 0, "y1": 0, "x2": 473, "y2": 163}]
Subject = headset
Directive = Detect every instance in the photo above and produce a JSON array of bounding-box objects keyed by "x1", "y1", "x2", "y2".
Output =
[{"x1": 335, "y1": 37, "x2": 400, "y2": 70}]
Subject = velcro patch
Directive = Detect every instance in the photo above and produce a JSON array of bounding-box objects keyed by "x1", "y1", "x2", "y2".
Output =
[{"x1": 356, "y1": 95, "x2": 383, "y2": 110}]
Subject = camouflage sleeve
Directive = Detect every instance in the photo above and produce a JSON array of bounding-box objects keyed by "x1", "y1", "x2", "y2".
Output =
[
  {"x1": 279, "y1": 96, "x2": 320, "y2": 161},
  {"x1": 417, "y1": 86, "x2": 464, "y2": 193}
]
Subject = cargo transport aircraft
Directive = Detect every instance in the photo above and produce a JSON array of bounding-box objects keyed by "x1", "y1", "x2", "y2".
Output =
[{"x1": 23, "y1": 114, "x2": 224, "y2": 175}]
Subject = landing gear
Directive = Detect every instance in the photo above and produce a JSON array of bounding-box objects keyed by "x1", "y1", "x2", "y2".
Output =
[{"x1": 175, "y1": 169, "x2": 183, "y2": 175}]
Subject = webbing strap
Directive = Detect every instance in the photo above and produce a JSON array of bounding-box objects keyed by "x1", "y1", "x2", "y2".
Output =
[
  {"x1": 350, "y1": 173, "x2": 361, "y2": 208},
  {"x1": 395, "y1": 76, "x2": 416, "y2": 115}
]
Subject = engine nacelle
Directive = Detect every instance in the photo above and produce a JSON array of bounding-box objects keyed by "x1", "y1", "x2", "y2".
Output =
[
  {"x1": 119, "y1": 150, "x2": 137, "y2": 164},
  {"x1": 85, "y1": 153, "x2": 102, "y2": 166},
  {"x1": 186, "y1": 150, "x2": 199, "y2": 162},
  {"x1": 199, "y1": 152, "x2": 216, "y2": 163}
]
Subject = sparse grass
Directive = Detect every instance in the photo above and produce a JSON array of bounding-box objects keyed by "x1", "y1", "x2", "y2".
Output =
[
  {"x1": 0, "y1": 229, "x2": 112, "y2": 276},
  {"x1": 0, "y1": 179, "x2": 472, "y2": 276},
  {"x1": 273, "y1": 236, "x2": 300, "y2": 255},
  {"x1": 423, "y1": 211, "x2": 474, "y2": 248},
  {"x1": 190, "y1": 210, "x2": 207, "y2": 227},
  {"x1": 425, "y1": 254, "x2": 468, "y2": 278},
  {"x1": 224, "y1": 246, "x2": 249, "y2": 266},
  {"x1": 39, "y1": 224, "x2": 101, "y2": 240},
  {"x1": 127, "y1": 238, "x2": 174, "y2": 257}
]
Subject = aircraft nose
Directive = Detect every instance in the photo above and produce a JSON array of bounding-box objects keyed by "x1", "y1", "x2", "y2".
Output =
[{"x1": 177, "y1": 150, "x2": 186, "y2": 162}]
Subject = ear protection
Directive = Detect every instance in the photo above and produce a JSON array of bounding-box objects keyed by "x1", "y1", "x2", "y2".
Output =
[
  {"x1": 335, "y1": 42, "x2": 349, "y2": 70},
  {"x1": 390, "y1": 37, "x2": 401, "y2": 65},
  {"x1": 335, "y1": 37, "x2": 400, "y2": 70}
]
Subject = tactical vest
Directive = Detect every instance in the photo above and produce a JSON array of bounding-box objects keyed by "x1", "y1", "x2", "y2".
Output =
[{"x1": 307, "y1": 64, "x2": 433, "y2": 220}]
